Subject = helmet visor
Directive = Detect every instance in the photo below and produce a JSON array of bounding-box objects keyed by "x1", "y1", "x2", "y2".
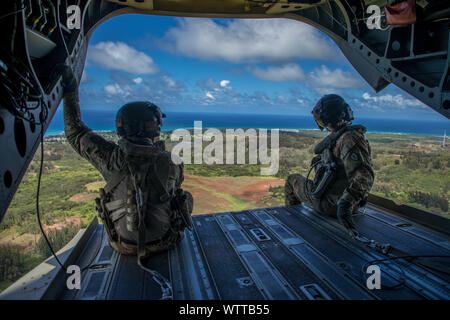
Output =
[{"x1": 313, "y1": 115, "x2": 326, "y2": 131}]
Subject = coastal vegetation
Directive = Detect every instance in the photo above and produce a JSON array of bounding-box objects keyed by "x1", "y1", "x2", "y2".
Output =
[{"x1": 0, "y1": 129, "x2": 448, "y2": 292}]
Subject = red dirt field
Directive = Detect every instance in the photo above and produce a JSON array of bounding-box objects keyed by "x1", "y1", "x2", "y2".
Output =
[
  {"x1": 182, "y1": 184, "x2": 233, "y2": 214},
  {"x1": 42, "y1": 217, "x2": 83, "y2": 233},
  {"x1": 69, "y1": 192, "x2": 97, "y2": 203},
  {"x1": 69, "y1": 174, "x2": 286, "y2": 215},
  {"x1": 182, "y1": 174, "x2": 285, "y2": 214},
  {"x1": 0, "y1": 217, "x2": 83, "y2": 253}
]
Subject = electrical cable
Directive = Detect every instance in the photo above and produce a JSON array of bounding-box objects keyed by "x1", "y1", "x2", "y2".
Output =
[
  {"x1": 0, "y1": 49, "x2": 47, "y2": 125},
  {"x1": 361, "y1": 256, "x2": 406, "y2": 290},
  {"x1": 360, "y1": 255, "x2": 450, "y2": 290},
  {"x1": 11, "y1": 2, "x2": 18, "y2": 54},
  {"x1": 36, "y1": 121, "x2": 67, "y2": 272},
  {"x1": 33, "y1": 92, "x2": 103, "y2": 276},
  {"x1": 137, "y1": 256, "x2": 173, "y2": 300},
  {"x1": 0, "y1": 5, "x2": 25, "y2": 22},
  {"x1": 304, "y1": 160, "x2": 320, "y2": 203},
  {"x1": 0, "y1": 6, "x2": 69, "y2": 272}
]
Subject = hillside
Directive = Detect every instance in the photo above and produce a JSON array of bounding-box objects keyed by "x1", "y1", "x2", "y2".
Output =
[{"x1": 0, "y1": 129, "x2": 448, "y2": 292}]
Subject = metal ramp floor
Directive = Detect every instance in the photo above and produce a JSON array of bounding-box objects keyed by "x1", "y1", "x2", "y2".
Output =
[{"x1": 57, "y1": 204, "x2": 450, "y2": 300}]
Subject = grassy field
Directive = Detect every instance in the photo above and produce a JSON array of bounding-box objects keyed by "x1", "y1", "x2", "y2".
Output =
[{"x1": 0, "y1": 129, "x2": 448, "y2": 292}]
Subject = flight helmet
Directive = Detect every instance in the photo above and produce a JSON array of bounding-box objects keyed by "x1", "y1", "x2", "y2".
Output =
[
  {"x1": 311, "y1": 94, "x2": 354, "y2": 131},
  {"x1": 115, "y1": 101, "x2": 166, "y2": 139}
]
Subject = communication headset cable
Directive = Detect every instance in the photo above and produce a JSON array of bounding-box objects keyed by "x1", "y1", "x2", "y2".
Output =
[
  {"x1": 36, "y1": 120, "x2": 67, "y2": 272},
  {"x1": 360, "y1": 255, "x2": 450, "y2": 290}
]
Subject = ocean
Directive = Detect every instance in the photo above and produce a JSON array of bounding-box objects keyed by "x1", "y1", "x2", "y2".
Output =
[{"x1": 46, "y1": 109, "x2": 450, "y2": 137}]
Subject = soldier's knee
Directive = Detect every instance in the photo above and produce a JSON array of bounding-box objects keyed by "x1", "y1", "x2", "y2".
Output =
[
  {"x1": 285, "y1": 174, "x2": 305, "y2": 206},
  {"x1": 286, "y1": 174, "x2": 296, "y2": 185},
  {"x1": 286, "y1": 174, "x2": 305, "y2": 189},
  {"x1": 285, "y1": 176, "x2": 294, "y2": 193}
]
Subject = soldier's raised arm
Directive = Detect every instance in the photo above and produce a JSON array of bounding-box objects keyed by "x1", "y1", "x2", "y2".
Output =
[{"x1": 60, "y1": 66, "x2": 123, "y2": 178}]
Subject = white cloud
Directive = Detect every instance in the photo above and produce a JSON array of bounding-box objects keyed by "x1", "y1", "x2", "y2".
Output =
[
  {"x1": 191, "y1": 76, "x2": 317, "y2": 108},
  {"x1": 198, "y1": 78, "x2": 224, "y2": 92},
  {"x1": 160, "y1": 19, "x2": 337, "y2": 63},
  {"x1": 249, "y1": 63, "x2": 306, "y2": 82},
  {"x1": 162, "y1": 75, "x2": 176, "y2": 88},
  {"x1": 308, "y1": 65, "x2": 362, "y2": 90},
  {"x1": 104, "y1": 83, "x2": 131, "y2": 97},
  {"x1": 361, "y1": 92, "x2": 425, "y2": 109},
  {"x1": 133, "y1": 77, "x2": 143, "y2": 84},
  {"x1": 88, "y1": 41, "x2": 159, "y2": 74},
  {"x1": 220, "y1": 80, "x2": 230, "y2": 87},
  {"x1": 205, "y1": 92, "x2": 215, "y2": 100}
]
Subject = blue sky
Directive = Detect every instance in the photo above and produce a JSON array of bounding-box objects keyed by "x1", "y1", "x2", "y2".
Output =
[{"x1": 76, "y1": 14, "x2": 445, "y2": 120}]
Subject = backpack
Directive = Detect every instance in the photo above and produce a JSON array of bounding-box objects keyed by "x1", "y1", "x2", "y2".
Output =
[{"x1": 95, "y1": 140, "x2": 191, "y2": 255}]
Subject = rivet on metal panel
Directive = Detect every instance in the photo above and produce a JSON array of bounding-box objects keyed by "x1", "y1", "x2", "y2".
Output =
[
  {"x1": 336, "y1": 261, "x2": 352, "y2": 272},
  {"x1": 236, "y1": 277, "x2": 254, "y2": 288}
]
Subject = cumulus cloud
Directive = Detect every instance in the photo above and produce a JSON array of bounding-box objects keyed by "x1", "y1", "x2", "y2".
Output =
[
  {"x1": 89, "y1": 71, "x2": 317, "y2": 111},
  {"x1": 308, "y1": 65, "x2": 362, "y2": 90},
  {"x1": 161, "y1": 75, "x2": 178, "y2": 88},
  {"x1": 192, "y1": 76, "x2": 314, "y2": 108},
  {"x1": 220, "y1": 80, "x2": 230, "y2": 87},
  {"x1": 88, "y1": 41, "x2": 159, "y2": 74},
  {"x1": 205, "y1": 92, "x2": 215, "y2": 100},
  {"x1": 133, "y1": 77, "x2": 143, "y2": 84},
  {"x1": 361, "y1": 92, "x2": 425, "y2": 109},
  {"x1": 159, "y1": 18, "x2": 337, "y2": 63},
  {"x1": 249, "y1": 63, "x2": 306, "y2": 82},
  {"x1": 197, "y1": 77, "x2": 229, "y2": 92},
  {"x1": 99, "y1": 73, "x2": 186, "y2": 105},
  {"x1": 104, "y1": 83, "x2": 131, "y2": 97},
  {"x1": 195, "y1": 78, "x2": 236, "y2": 104}
]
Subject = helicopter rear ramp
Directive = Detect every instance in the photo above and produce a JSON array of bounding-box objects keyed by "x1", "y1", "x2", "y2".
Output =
[{"x1": 2, "y1": 202, "x2": 449, "y2": 300}]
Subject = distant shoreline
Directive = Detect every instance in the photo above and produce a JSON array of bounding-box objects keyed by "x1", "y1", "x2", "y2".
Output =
[
  {"x1": 45, "y1": 128, "x2": 446, "y2": 139},
  {"x1": 46, "y1": 111, "x2": 449, "y2": 138}
]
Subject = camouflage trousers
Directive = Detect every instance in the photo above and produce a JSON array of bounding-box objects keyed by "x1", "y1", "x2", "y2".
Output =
[
  {"x1": 284, "y1": 174, "x2": 338, "y2": 217},
  {"x1": 108, "y1": 228, "x2": 184, "y2": 256},
  {"x1": 284, "y1": 174, "x2": 314, "y2": 207}
]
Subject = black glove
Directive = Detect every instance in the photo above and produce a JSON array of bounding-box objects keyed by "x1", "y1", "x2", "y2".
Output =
[
  {"x1": 337, "y1": 198, "x2": 357, "y2": 238},
  {"x1": 57, "y1": 64, "x2": 78, "y2": 94}
]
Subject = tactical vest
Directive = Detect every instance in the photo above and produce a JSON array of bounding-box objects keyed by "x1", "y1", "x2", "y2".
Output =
[
  {"x1": 307, "y1": 125, "x2": 366, "y2": 203},
  {"x1": 95, "y1": 139, "x2": 191, "y2": 252}
]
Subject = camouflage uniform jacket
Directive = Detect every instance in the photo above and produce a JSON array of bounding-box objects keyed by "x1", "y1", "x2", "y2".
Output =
[
  {"x1": 315, "y1": 125, "x2": 375, "y2": 215},
  {"x1": 63, "y1": 93, "x2": 184, "y2": 244}
]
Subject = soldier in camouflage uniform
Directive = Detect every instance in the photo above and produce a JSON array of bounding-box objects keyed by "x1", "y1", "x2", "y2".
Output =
[
  {"x1": 61, "y1": 66, "x2": 193, "y2": 256},
  {"x1": 285, "y1": 94, "x2": 374, "y2": 237}
]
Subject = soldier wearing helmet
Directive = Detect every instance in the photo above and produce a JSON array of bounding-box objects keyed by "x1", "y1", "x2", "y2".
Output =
[
  {"x1": 285, "y1": 94, "x2": 374, "y2": 238},
  {"x1": 61, "y1": 66, "x2": 193, "y2": 256}
]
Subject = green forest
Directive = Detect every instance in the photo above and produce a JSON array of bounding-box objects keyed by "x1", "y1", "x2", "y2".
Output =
[{"x1": 0, "y1": 129, "x2": 448, "y2": 292}]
